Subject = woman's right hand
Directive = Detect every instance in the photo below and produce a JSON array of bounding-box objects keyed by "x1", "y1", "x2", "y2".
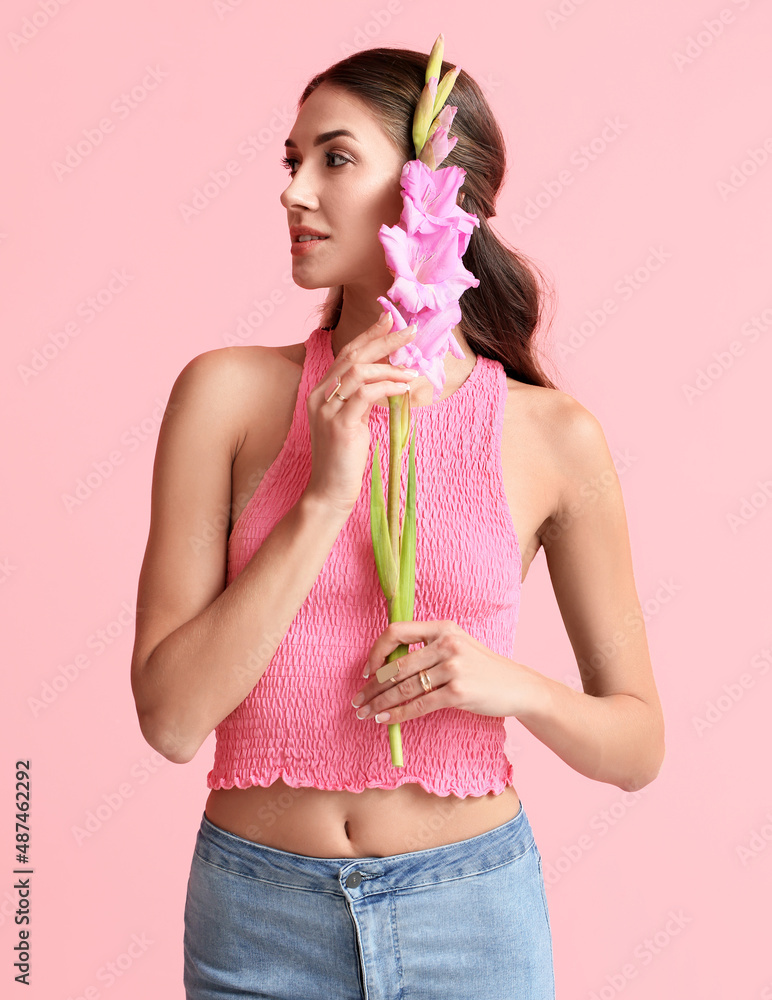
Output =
[{"x1": 305, "y1": 311, "x2": 419, "y2": 515}]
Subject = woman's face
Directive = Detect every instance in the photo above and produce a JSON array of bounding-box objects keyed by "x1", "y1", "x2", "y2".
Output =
[{"x1": 280, "y1": 83, "x2": 407, "y2": 292}]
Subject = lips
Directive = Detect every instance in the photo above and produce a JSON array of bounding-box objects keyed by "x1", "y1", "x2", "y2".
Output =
[
  {"x1": 290, "y1": 235, "x2": 329, "y2": 256},
  {"x1": 290, "y1": 225, "x2": 331, "y2": 242}
]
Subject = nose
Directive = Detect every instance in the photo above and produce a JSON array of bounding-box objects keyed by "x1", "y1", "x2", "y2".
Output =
[{"x1": 279, "y1": 169, "x2": 319, "y2": 212}]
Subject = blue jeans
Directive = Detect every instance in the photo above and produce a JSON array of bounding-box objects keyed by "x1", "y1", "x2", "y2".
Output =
[{"x1": 183, "y1": 798, "x2": 555, "y2": 999}]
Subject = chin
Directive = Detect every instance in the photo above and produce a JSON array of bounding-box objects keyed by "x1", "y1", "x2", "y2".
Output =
[{"x1": 290, "y1": 272, "x2": 328, "y2": 290}]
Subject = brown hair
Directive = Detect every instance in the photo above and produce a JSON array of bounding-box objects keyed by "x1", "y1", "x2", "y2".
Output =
[{"x1": 297, "y1": 46, "x2": 561, "y2": 390}]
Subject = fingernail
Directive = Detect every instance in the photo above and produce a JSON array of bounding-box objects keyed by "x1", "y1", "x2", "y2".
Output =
[
  {"x1": 378, "y1": 311, "x2": 392, "y2": 326},
  {"x1": 375, "y1": 712, "x2": 391, "y2": 723},
  {"x1": 352, "y1": 693, "x2": 364, "y2": 707}
]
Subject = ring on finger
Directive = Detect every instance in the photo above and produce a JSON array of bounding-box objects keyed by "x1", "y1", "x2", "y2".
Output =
[
  {"x1": 325, "y1": 374, "x2": 348, "y2": 403},
  {"x1": 377, "y1": 660, "x2": 401, "y2": 684}
]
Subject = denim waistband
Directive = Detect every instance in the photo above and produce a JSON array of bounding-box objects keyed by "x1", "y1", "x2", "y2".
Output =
[{"x1": 193, "y1": 797, "x2": 535, "y2": 897}]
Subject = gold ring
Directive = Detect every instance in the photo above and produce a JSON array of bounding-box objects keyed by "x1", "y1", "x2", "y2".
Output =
[
  {"x1": 418, "y1": 669, "x2": 432, "y2": 693},
  {"x1": 325, "y1": 375, "x2": 348, "y2": 403}
]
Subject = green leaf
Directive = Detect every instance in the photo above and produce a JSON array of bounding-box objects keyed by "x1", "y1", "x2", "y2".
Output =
[
  {"x1": 396, "y1": 424, "x2": 417, "y2": 621},
  {"x1": 400, "y1": 388, "x2": 411, "y2": 451},
  {"x1": 370, "y1": 441, "x2": 398, "y2": 598}
]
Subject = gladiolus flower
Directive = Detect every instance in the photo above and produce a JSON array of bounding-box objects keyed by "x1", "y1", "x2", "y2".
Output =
[{"x1": 369, "y1": 31, "x2": 479, "y2": 768}]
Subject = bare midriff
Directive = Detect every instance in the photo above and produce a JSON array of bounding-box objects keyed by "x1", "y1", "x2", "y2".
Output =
[{"x1": 205, "y1": 780, "x2": 521, "y2": 858}]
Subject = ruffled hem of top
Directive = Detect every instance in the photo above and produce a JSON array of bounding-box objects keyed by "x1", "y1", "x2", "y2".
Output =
[{"x1": 206, "y1": 757, "x2": 515, "y2": 800}]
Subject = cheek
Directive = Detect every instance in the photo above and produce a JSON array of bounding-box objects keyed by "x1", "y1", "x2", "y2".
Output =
[
  {"x1": 355, "y1": 176, "x2": 404, "y2": 231},
  {"x1": 382, "y1": 184, "x2": 405, "y2": 227}
]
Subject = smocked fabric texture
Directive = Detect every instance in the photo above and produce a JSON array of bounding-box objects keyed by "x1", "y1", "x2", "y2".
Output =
[{"x1": 206, "y1": 326, "x2": 522, "y2": 798}]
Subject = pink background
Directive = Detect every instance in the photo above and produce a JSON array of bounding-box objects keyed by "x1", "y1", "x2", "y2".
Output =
[{"x1": 3, "y1": 1, "x2": 771, "y2": 997}]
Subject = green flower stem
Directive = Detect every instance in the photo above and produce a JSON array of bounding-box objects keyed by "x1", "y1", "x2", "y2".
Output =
[
  {"x1": 387, "y1": 395, "x2": 403, "y2": 570},
  {"x1": 387, "y1": 718, "x2": 404, "y2": 766},
  {"x1": 386, "y1": 394, "x2": 406, "y2": 767}
]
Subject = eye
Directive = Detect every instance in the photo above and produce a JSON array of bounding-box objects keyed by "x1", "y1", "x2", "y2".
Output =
[{"x1": 279, "y1": 151, "x2": 351, "y2": 176}]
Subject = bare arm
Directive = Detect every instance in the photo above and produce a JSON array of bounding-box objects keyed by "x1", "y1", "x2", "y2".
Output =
[
  {"x1": 513, "y1": 396, "x2": 665, "y2": 792},
  {"x1": 130, "y1": 348, "x2": 348, "y2": 764}
]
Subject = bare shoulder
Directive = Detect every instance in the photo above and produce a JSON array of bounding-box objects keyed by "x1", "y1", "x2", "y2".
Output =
[
  {"x1": 503, "y1": 376, "x2": 600, "y2": 434},
  {"x1": 169, "y1": 343, "x2": 302, "y2": 454},
  {"x1": 174, "y1": 342, "x2": 291, "y2": 392},
  {"x1": 503, "y1": 376, "x2": 611, "y2": 474}
]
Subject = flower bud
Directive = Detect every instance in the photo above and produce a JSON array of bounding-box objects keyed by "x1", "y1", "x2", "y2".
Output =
[
  {"x1": 433, "y1": 65, "x2": 461, "y2": 119},
  {"x1": 425, "y1": 33, "x2": 444, "y2": 87},
  {"x1": 412, "y1": 76, "x2": 437, "y2": 158}
]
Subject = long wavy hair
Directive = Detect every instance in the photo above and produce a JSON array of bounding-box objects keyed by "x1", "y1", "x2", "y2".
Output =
[{"x1": 296, "y1": 46, "x2": 561, "y2": 390}]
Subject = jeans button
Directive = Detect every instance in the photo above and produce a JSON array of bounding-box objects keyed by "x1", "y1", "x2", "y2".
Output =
[{"x1": 346, "y1": 871, "x2": 363, "y2": 888}]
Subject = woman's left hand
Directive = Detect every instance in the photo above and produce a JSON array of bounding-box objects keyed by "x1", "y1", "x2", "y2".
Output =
[{"x1": 351, "y1": 619, "x2": 535, "y2": 724}]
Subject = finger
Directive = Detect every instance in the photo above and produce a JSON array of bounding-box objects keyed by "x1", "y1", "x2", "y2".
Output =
[
  {"x1": 325, "y1": 378, "x2": 407, "y2": 427},
  {"x1": 367, "y1": 652, "x2": 412, "y2": 691},
  {"x1": 316, "y1": 326, "x2": 417, "y2": 408},
  {"x1": 372, "y1": 684, "x2": 452, "y2": 726},
  {"x1": 316, "y1": 363, "x2": 414, "y2": 416},
  {"x1": 376, "y1": 656, "x2": 431, "y2": 703},
  {"x1": 342, "y1": 322, "x2": 417, "y2": 366},
  {"x1": 352, "y1": 670, "x2": 402, "y2": 712},
  {"x1": 365, "y1": 620, "x2": 441, "y2": 680},
  {"x1": 338, "y1": 360, "x2": 420, "y2": 390},
  {"x1": 355, "y1": 659, "x2": 437, "y2": 718}
]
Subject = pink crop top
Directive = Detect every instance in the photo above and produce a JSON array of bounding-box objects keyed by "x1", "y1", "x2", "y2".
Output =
[{"x1": 206, "y1": 325, "x2": 522, "y2": 798}]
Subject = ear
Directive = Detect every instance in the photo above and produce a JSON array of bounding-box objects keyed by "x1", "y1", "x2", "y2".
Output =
[{"x1": 457, "y1": 190, "x2": 466, "y2": 208}]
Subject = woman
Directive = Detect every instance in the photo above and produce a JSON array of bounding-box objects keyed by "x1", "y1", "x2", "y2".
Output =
[{"x1": 131, "y1": 44, "x2": 665, "y2": 999}]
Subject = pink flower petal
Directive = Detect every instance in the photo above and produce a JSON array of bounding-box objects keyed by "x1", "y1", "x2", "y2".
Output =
[{"x1": 376, "y1": 150, "x2": 481, "y2": 403}]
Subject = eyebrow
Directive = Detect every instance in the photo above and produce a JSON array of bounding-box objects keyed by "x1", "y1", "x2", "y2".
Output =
[{"x1": 284, "y1": 129, "x2": 360, "y2": 148}]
